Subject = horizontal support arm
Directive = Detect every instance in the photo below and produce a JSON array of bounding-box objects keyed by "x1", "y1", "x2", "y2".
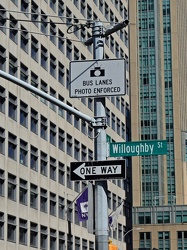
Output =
[{"x1": 0, "y1": 70, "x2": 95, "y2": 125}]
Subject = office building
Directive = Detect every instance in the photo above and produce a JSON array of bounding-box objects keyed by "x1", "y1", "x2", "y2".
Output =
[
  {"x1": 129, "y1": 0, "x2": 187, "y2": 249},
  {"x1": 0, "y1": 0, "x2": 131, "y2": 249}
]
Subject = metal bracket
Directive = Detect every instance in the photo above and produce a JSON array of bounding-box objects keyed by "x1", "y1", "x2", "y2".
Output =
[{"x1": 91, "y1": 116, "x2": 107, "y2": 129}]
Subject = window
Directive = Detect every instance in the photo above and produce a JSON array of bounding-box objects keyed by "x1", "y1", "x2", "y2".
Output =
[
  {"x1": 7, "y1": 215, "x2": 16, "y2": 242},
  {"x1": 41, "y1": 115, "x2": 48, "y2": 140},
  {"x1": 31, "y1": 108, "x2": 38, "y2": 134},
  {"x1": 19, "y1": 219, "x2": 27, "y2": 245},
  {"x1": 0, "y1": 6, "x2": 6, "y2": 34},
  {"x1": 31, "y1": 71, "x2": 38, "y2": 96},
  {"x1": 9, "y1": 92, "x2": 17, "y2": 120},
  {"x1": 106, "y1": 108, "x2": 110, "y2": 127},
  {"x1": 9, "y1": 15, "x2": 18, "y2": 43},
  {"x1": 50, "y1": 54, "x2": 56, "y2": 77},
  {"x1": 67, "y1": 167, "x2": 72, "y2": 189},
  {"x1": 158, "y1": 231, "x2": 170, "y2": 250},
  {"x1": 20, "y1": 100, "x2": 28, "y2": 127},
  {"x1": 31, "y1": 35, "x2": 38, "y2": 61},
  {"x1": 81, "y1": 144, "x2": 87, "y2": 161},
  {"x1": 81, "y1": 121, "x2": 86, "y2": 135},
  {"x1": 8, "y1": 132, "x2": 17, "y2": 160},
  {"x1": 21, "y1": 0, "x2": 29, "y2": 13},
  {"x1": 67, "y1": 200, "x2": 73, "y2": 223},
  {"x1": 66, "y1": 39, "x2": 72, "y2": 60},
  {"x1": 117, "y1": 118, "x2": 120, "y2": 135},
  {"x1": 40, "y1": 188, "x2": 47, "y2": 213},
  {"x1": 40, "y1": 151, "x2": 48, "y2": 176},
  {"x1": 30, "y1": 222, "x2": 38, "y2": 248},
  {"x1": 41, "y1": 45, "x2": 48, "y2": 70},
  {"x1": 74, "y1": 139, "x2": 80, "y2": 160},
  {"x1": 41, "y1": 11, "x2": 48, "y2": 34},
  {"x1": 112, "y1": 113, "x2": 115, "y2": 131},
  {"x1": 66, "y1": 7, "x2": 72, "y2": 24},
  {"x1": 58, "y1": 162, "x2": 65, "y2": 185},
  {"x1": 0, "y1": 86, "x2": 6, "y2": 114},
  {"x1": 58, "y1": 62, "x2": 65, "y2": 85},
  {"x1": 0, "y1": 169, "x2": 5, "y2": 196},
  {"x1": 0, "y1": 212, "x2": 4, "y2": 239},
  {"x1": 58, "y1": 30, "x2": 65, "y2": 53},
  {"x1": 50, "y1": 21, "x2": 56, "y2": 44},
  {"x1": 80, "y1": 0, "x2": 86, "y2": 16},
  {"x1": 50, "y1": 192, "x2": 56, "y2": 216},
  {"x1": 176, "y1": 211, "x2": 187, "y2": 223},
  {"x1": 20, "y1": 63, "x2": 28, "y2": 82},
  {"x1": 50, "y1": 0, "x2": 56, "y2": 12},
  {"x1": 88, "y1": 149, "x2": 93, "y2": 161},
  {"x1": 50, "y1": 88, "x2": 56, "y2": 111},
  {"x1": 58, "y1": 0, "x2": 64, "y2": 20},
  {"x1": 31, "y1": 1, "x2": 39, "y2": 26},
  {"x1": 59, "y1": 231, "x2": 65, "y2": 249},
  {"x1": 178, "y1": 231, "x2": 187, "y2": 250},
  {"x1": 50, "y1": 157, "x2": 56, "y2": 181},
  {"x1": 50, "y1": 122, "x2": 56, "y2": 145},
  {"x1": 20, "y1": 26, "x2": 28, "y2": 52},
  {"x1": 9, "y1": 53, "x2": 17, "y2": 76},
  {"x1": 30, "y1": 183, "x2": 38, "y2": 209},
  {"x1": 66, "y1": 102, "x2": 72, "y2": 123},
  {"x1": 59, "y1": 196, "x2": 65, "y2": 219},
  {"x1": 20, "y1": 139, "x2": 28, "y2": 166},
  {"x1": 157, "y1": 211, "x2": 170, "y2": 224},
  {"x1": 0, "y1": 45, "x2": 6, "y2": 70},
  {"x1": 58, "y1": 94, "x2": 65, "y2": 117},
  {"x1": 30, "y1": 145, "x2": 38, "y2": 171},
  {"x1": 67, "y1": 133, "x2": 72, "y2": 156},
  {"x1": 41, "y1": 225, "x2": 48, "y2": 250},
  {"x1": 50, "y1": 229, "x2": 56, "y2": 250},
  {"x1": 74, "y1": 113, "x2": 80, "y2": 130},
  {"x1": 88, "y1": 98, "x2": 93, "y2": 110},
  {"x1": 0, "y1": 127, "x2": 5, "y2": 155},
  {"x1": 59, "y1": 128, "x2": 65, "y2": 151},
  {"x1": 19, "y1": 178, "x2": 27, "y2": 205},
  {"x1": 140, "y1": 232, "x2": 151, "y2": 249},
  {"x1": 40, "y1": 80, "x2": 48, "y2": 105},
  {"x1": 139, "y1": 212, "x2": 151, "y2": 224}
]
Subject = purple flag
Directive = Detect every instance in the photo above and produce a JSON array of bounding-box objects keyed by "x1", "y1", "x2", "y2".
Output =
[{"x1": 76, "y1": 188, "x2": 88, "y2": 221}]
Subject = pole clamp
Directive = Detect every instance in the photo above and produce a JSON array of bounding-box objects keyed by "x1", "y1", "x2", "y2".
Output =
[{"x1": 91, "y1": 116, "x2": 107, "y2": 129}]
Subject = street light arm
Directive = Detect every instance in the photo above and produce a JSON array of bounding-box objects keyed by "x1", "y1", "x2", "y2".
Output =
[{"x1": 0, "y1": 70, "x2": 96, "y2": 125}]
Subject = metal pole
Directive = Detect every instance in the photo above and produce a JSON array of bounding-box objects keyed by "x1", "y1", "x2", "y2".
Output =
[
  {"x1": 0, "y1": 70, "x2": 95, "y2": 125},
  {"x1": 93, "y1": 22, "x2": 108, "y2": 250}
]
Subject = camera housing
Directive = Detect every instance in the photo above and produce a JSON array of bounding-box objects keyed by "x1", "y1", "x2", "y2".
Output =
[{"x1": 90, "y1": 67, "x2": 105, "y2": 77}]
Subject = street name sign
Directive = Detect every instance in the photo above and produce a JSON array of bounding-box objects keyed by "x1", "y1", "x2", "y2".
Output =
[
  {"x1": 70, "y1": 59, "x2": 126, "y2": 98},
  {"x1": 109, "y1": 140, "x2": 167, "y2": 157},
  {"x1": 70, "y1": 160, "x2": 126, "y2": 181}
]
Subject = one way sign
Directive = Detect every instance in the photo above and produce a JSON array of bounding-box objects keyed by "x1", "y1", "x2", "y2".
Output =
[{"x1": 70, "y1": 160, "x2": 126, "y2": 181}]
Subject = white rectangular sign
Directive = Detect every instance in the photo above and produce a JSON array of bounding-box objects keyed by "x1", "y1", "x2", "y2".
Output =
[{"x1": 70, "y1": 59, "x2": 126, "y2": 98}]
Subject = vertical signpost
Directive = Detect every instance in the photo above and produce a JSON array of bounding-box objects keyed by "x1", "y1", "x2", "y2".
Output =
[{"x1": 92, "y1": 22, "x2": 108, "y2": 250}]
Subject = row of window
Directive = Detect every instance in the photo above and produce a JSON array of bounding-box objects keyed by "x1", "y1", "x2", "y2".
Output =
[
  {"x1": 0, "y1": 2, "x2": 129, "y2": 57},
  {"x1": 0, "y1": 211, "x2": 94, "y2": 249},
  {"x1": 137, "y1": 209, "x2": 187, "y2": 225},
  {"x1": 0, "y1": 125, "x2": 94, "y2": 180},
  {"x1": 0, "y1": 168, "x2": 128, "y2": 241},
  {"x1": 0, "y1": 85, "x2": 129, "y2": 141},
  {"x1": 9, "y1": 0, "x2": 128, "y2": 29},
  {"x1": 139, "y1": 231, "x2": 187, "y2": 250},
  {"x1": 0, "y1": 166, "x2": 127, "y2": 217}
]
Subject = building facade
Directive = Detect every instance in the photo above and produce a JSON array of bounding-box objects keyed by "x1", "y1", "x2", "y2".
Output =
[
  {"x1": 129, "y1": 0, "x2": 187, "y2": 249},
  {"x1": 0, "y1": 0, "x2": 131, "y2": 249}
]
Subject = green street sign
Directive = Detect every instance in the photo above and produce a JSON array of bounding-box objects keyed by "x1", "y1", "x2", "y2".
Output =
[{"x1": 109, "y1": 140, "x2": 167, "y2": 157}]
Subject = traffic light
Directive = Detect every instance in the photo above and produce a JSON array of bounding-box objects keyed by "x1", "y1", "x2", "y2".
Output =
[{"x1": 108, "y1": 240, "x2": 118, "y2": 250}]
